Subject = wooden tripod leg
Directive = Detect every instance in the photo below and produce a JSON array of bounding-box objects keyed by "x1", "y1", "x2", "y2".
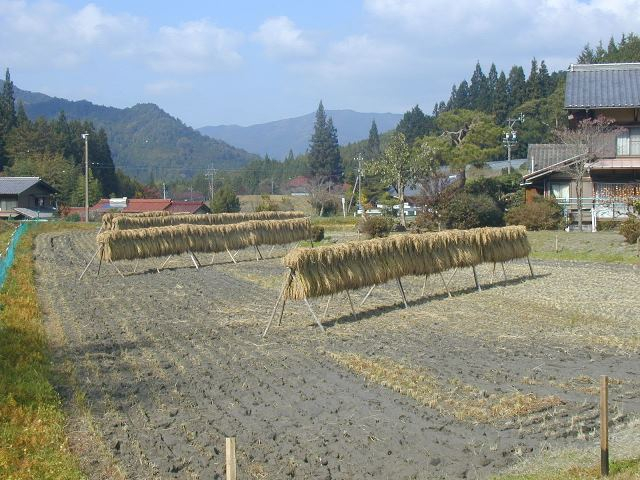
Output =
[
  {"x1": 501, "y1": 262, "x2": 508, "y2": 285},
  {"x1": 345, "y1": 290, "x2": 357, "y2": 321},
  {"x1": 157, "y1": 255, "x2": 172, "y2": 273},
  {"x1": 226, "y1": 247, "x2": 237, "y2": 264},
  {"x1": 133, "y1": 259, "x2": 139, "y2": 274},
  {"x1": 360, "y1": 285, "x2": 375, "y2": 307},
  {"x1": 472, "y1": 266, "x2": 481, "y2": 292},
  {"x1": 304, "y1": 297, "x2": 325, "y2": 332},
  {"x1": 421, "y1": 274, "x2": 428, "y2": 297},
  {"x1": 396, "y1": 278, "x2": 408, "y2": 308},
  {"x1": 439, "y1": 272, "x2": 452, "y2": 298},
  {"x1": 490, "y1": 263, "x2": 496, "y2": 284},
  {"x1": 323, "y1": 295, "x2": 332, "y2": 318},
  {"x1": 255, "y1": 245, "x2": 263, "y2": 260},
  {"x1": 210, "y1": 252, "x2": 216, "y2": 264},
  {"x1": 446, "y1": 268, "x2": 458, "y2": 289},
  {"x1": 526, "y1": 256, "x2": 534, "y2": 278},
  {"x1": 79, "y1": 248, "x2": 99, "y2": 280},
  {"x1": 268, "y1": 245, "x2": 276, "y2": 256},
  {"x1": 110, "y1": 260, "x2": 125, "y2": 278},
  {"x1": 263, "y1": 272, "x2": 292, "y2": 337},
  {"x1": 96, "y1": 246, "x2": 104, "y2": 277},
  {"x1": 188, "y1": 250, "x2": 201, "y2": 269}
]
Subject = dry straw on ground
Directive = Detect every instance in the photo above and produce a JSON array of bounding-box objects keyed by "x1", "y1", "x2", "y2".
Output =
[
  {"x1": 283, "y1": 226, "x2": 530, "y2": 300},
  {"x1": 97, "y1": 218, "x2": 311, "y2": 261},
  {"x1": 104, "y1": 211, "x2": 306, "y2": 231}
]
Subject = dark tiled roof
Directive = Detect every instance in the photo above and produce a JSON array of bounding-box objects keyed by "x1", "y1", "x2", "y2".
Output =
[
  {"x1": 565, "y1": 63, "x2": 640, "y2": 109},
  {"x1": 166, "y1": 201, "x2": 211, "y2": 214},
  {"x1": 0, "y1": 176, "x2": 56, "y2": 195},
  {"x1": 527, "y1": 144, "x2": 583, "y2": 172}
]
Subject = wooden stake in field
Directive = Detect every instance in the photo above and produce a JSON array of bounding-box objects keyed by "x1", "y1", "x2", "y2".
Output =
[
  {"x1": 226, "y1": 437, "x2": 237, "y2": 480},
  {"x1": 601, "y1": 375, "x2": 609, "y2": 477}
]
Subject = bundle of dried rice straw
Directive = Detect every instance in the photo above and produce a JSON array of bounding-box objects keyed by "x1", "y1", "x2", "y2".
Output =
[
  {"x1": 101, "y1": 211, "x2": 171, "y2": 231},
  {"x1": 282, "y1": 226, "x2": 530, "y2": 300},
  {"x1": 104, "y1": 210, "x2": 306, "y2": 231},
  {"x1": 97, "y1": 218, "x2": 311, "y2": 262}
]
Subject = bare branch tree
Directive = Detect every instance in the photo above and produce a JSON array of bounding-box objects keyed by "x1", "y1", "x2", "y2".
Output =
[{"x1": 556, "y1": 116, "x2": 624, "y2": 230}]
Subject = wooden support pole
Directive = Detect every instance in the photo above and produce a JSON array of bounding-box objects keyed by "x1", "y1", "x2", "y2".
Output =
[
  {"x1": 132, "y1": 259, "x2": 139, "y2": 274},
  {"x1": 263, "y1": 271, "x2": 292, "y2": 337},
  {"x1": 555, "y1": 234, "x2": 559, "y2": 253},
  {"x1": 268, "y1": 244, "x2": 276, "y2": 256},
  {"x1": 501, "y1": 262, "x2": 508, "y2": 285},
  {"x1": 96, "y1": 248, "x2": 103, "y2": 277},
  {"x1": 323, "y1": 295, "x2": 332, "y2": 318},
  {"x1": 446, "y1": 268, "x2": 458, "y2": 289},
  {"x1": 210, "y1": 252, "x2": 216, "y2": 264},
  {"x1": 396, "y1": 277, "x2": 408, "y2": 308},
  {"x1": 472, "y1": 266, "x2": 481, "y2": 292},
  {"x1": 345, "y1": 290, "x2": 357, "y2": 321},
  {"x1": 226, "y1": 437, "x2": 237, "y2": 480},
  {"x1": 157, "y1": 255, "x2": 172, "y2": 273},
  {"x1": 490, "y1": 262, "x2": 496, "y2": 284},
  {"x1": 421, "y1": 274, "x2": 428, "y2": 297},
  {"x1": 601, "y1": 375, "x2": 609, "y2": 477},
  {"x1": 79, "y1": 248, "x2": 99, "y2": 280},
  {"x1": 188, "y1": 250, "x2": 201, "y2": 270},
  {"x1": 526, "y1": 256, "x2": 534, "y2": 278},
  {"x1": 110, "y1": 260, "x2": 125, "y2": 278},
  {"x1": 255, "y1": 245, "x2": 263, "y2": 260},
  {"x1": 226, "y1": 247, "x2": 237, "y2": 264},
  {"x1": 360, "y1": 285, "x2": 375, "y2": 307},
  {"x1": 304, "y1": 297, "x2": 325, "y2": 332},
  {"x1": 439, "y1": 272, "x2": 452, "y2": 298}
]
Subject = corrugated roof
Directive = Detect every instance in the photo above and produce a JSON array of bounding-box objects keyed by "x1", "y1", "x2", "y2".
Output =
[
  {"x1": 166, "y1": 201, "x2": 210, "y2": 214},
  {"x1": 527, "y1": 144, "x2": 583, "y2": 171},
  {"x1": 565, "y1": 63, "x2": 640, "y2": 108},
  {"x1": 0, "y1": 177, "x2": 55, "y2": 195}
]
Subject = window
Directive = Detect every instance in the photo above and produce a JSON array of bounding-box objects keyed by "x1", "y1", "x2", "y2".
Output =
[
  {"x1": 616, "y1": 127, "x2": 640, "y2": 155},
  {"x1": 0, "y1": 198, "x2": 18, "y2": 211},
  {"x1": 550, "y1": 182, "x2": 570, "y2": 200}
]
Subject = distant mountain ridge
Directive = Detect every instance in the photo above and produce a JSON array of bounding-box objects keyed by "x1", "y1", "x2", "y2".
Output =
[
  {"x1": 199, "y1": 110, "x2": 403, "y2": 159},
  {"x1": 3, "y1": 81, "x2": 258, "y2": 180}
]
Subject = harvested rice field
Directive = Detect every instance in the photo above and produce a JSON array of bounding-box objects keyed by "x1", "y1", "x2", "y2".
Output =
[{"x1": 35, "y1": 229, "x2": 640, "y2": 479}]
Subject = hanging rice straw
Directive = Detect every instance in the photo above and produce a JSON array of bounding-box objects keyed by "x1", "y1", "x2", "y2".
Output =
[
  {"x1": 104, "y1": 210, "x2": 306, "y2": 231},
  {"x1": 97, "y1": 218, "x2": 311, "y2": 262},
  {"x1": 282, "y1": 226, "x2": 530, "y2": 300}
]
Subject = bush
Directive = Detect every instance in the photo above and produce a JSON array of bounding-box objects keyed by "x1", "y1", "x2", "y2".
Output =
[
  {"x1": 391, "y1": 222, "x2": 406, "y2": 232},
  {"x1": 596, "y1": 219, "x2": 620, "y2": 231},
  {"x1": 255, "y1": 194, "x2": 280, "y2": 212},
  {"x1": 504, "y1": 197, "x2": 564, "y2": 231},
  {"x1": 309, "y1": 225, "x2": 325, "y2": 242},
  {"x1": 358, "y1": 216, "x2": 393, "y2": 238},
  {"x1": 413, "y1": 212, "x2": 440, "y2": 232},
  {"x1": 620, "y1": 215, "x2": 640, "y2": 244},
  {"x1": 211, "y1": 184, "x2": 240, "y2": 213},
  {"x1": 441, "y1": 193, "x2": 504, "y2": 229},
  {"x1": 64, "y1": 213, "x2": 81, "y2": 222}
]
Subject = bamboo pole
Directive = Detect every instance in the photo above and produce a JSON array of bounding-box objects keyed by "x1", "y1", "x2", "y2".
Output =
[
  {"x1": 360, "y1": 285, "x2": 376, "y2": 307},
  {"x1": 526, "y1": 256, "x2": 534, "y2": 278},
  {"x1": 304, "y1": 298, "x2": 325, "y2": 332},
  {"x1": 439, "y1": 272, "x2": 452, "y2": 298},
  {"x1": 345, "y1": 290, "x2": 357, "y2": 321},
  {"x1": 396, "y1": 278, "x2": 408, "y2": 308},
  {"x1": 79, "y1": 248, "x2": 99, "y2": 280},
  {"x1": 472, "y1": 266, "x2": 481, "y2": 292}
]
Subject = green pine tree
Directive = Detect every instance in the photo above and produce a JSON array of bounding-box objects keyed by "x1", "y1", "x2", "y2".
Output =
[
  {"x1": 527, "y1": 58, "x2": 541, "y2": 100},
  {"x1": 309, "y1": 101, "x2": 342, "y2": 180},
  {"x1": 507, "y1": 66, "x2": 527, "y2": 108},
  {"x1": 469, "y1": 62, "x2": 489, "y2": 111},
  {"x1": 210, "y1": 183, "x2": 240, "y2": 213},
  {"x1": 493, "y1": 71, "x2": 509, "y2": 124},
  {"x1": 397, "y1": 105, "x2": 432, "y2": 146},
  {"x1": 367, "y1": 119, "x2": 380, "y2": 159}
]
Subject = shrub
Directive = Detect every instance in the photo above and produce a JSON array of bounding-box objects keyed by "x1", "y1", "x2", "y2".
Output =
[
  {"x1": 596, "y1": 219, "x2": 620, "y2": 231},
  {"x1": 210, "y1": 184, "x2": 240, "y2": 213},
  {"x1": 414, "y1": 211, "x2": 440, "y2": 232},
  {"x1": 64, "y1": 213, "x2": 81, "y2": 222},
  {"x1": 255, "y1": 194, "x2": 280, "y2": 212},
  {"x1": 441, "y1": 193, "x2": 504, "y2": 229},
  {"x1": 505, "y1": 197, "x2": 563, "y2": 230},
  {"x1": 309, "y1": 225, "x2": 325, "y2": 242},
  {"x1": 391, "y1": 222, "x2": 406, "y2": 232},
  {"x1": 619, "y1": 215, "x2": 640, "y2": 244},
  {"x1": 358, "y1": 216, "x2": 393, "y2": 238}
]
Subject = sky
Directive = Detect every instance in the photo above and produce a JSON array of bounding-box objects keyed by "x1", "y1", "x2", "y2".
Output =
[{"x1": 1, "y1": 0, "x2": 639, "y2": 128}]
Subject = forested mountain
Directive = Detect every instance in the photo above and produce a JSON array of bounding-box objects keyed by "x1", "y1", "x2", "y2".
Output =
[
  {"x1": 198, "y1": 110, "x2": 402, "y2": 159},
  {"x1": 1, "y1": 83, "x2": 258, "y2": 180}
]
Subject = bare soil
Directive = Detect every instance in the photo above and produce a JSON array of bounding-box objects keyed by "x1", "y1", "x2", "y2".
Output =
[{"x1": 34, "y1": 230, "x2": 640, "y2": 479}]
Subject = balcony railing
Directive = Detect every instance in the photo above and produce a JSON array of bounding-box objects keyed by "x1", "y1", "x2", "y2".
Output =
[{"x1": 555, "y1": 197, "x2": 638, "y2": 220}]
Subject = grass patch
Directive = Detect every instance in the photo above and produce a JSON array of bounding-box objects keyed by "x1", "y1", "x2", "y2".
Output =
[
  {"x1": 327, "y1": 351, "x2": 561, "y2": 422},
  {"x1": 0, "y1": 222, "x2": 90, "y2": 479},
  {"x1": 311, "y1": 216, "x2": 359, "y2": 231},
  {"x1": 527, "y1": 231, "x2": 639, "y2": 264},
  {"x1": 495, "y1": 457, "x2": 640, "y2": 479}
]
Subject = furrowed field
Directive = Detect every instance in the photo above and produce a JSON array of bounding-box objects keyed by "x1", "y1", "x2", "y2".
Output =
[{"x1": 26, "y1": 227, "x2": 640, "y2": 479}]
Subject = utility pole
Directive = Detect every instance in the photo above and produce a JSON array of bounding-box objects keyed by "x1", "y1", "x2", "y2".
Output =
[
  {"x1": 503, "y1": 113, "x2": 525, "y2": 174},
  {"x1": 357, "y1": 153, "x2": 363, "y2": 217},
  {"x1": 205, "y1": 164, "x2": 217, "y2": 202},
  {"x1": 162, "y1": 182, "x2": 166, "y2": 200},
  {"x1": 82, "y1": 133, "x2": 89, "y2": 223}
]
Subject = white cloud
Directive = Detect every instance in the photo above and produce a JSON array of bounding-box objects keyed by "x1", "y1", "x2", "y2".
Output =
[
  {"x1": 148, "y1": 20, "x2": 243, "y2": 73},
  {"x1": 144, "y1": 79, "x2": 192, "y2": 95},
  {"x1": 0, "y1": 1, "x2": 242, "y2": 73},
  {"x1": 253, "y1": 16, "x2": 315, "y2": 58}
]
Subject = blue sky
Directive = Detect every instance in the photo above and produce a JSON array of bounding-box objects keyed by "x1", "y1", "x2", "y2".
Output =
[{"x1": 1, "y1": 0, "x2": 639, "y2": 128}]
